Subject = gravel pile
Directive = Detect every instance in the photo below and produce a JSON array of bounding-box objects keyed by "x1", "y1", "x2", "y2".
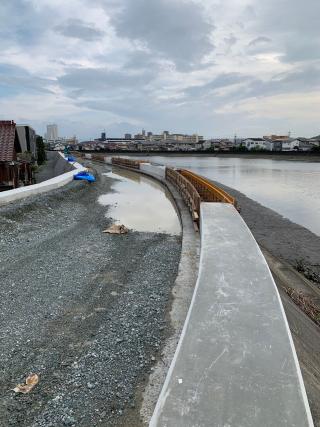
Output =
[{"x1": 0, "y1": 167, "x2": 181, "y2": 426}]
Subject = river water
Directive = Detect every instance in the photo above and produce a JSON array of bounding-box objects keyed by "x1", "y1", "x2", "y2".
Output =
[
  {"x1": 99, "y1": 169, "x2": 181, "y2": 235},
  {"x1": 123, "y1": 155, "x2": 320, "y2": 237}
]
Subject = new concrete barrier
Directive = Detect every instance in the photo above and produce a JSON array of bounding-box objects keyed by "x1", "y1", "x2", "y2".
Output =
[
  {"x1": 150, "y1": 203, "x2": 313, "y2": 426},
  {"x1": 140, "y1": 163, "x2": 166, "y2": 179},
  {"x1": 0, "y1": 153, "x2": 86, "y2": 205}
]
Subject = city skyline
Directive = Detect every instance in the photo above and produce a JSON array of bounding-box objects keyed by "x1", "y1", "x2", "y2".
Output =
[{"x1": 0, "y1": 0, "x2": 319, "y2": 139}]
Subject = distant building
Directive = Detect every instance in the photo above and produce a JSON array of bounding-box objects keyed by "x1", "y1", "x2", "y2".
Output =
[
  {"x1": 310, "y1": 136, "x2": 320, "y2": 147},
  {"x1": 46, "y1": 124, "x2": 58, "y2": 141},
  {"x1": 205, "y1": 139, "x2": 234, "y2": 151},
  {"x1": 46, "y1": 135, "x2": 78, "y2": 150},
  {"x1": 134, "y1": 131, "x2": 146, "y2": 140},
  {"x1": 263, "y1": 134, "x2": 289, "y2": 141},
  {"x1": 243, "y1": 138, "x2": 272, "y2": 150},
  {"x1": 125, "y1": 133, "x2": 132, "y2": 140},
  {"x1": 170, "y1": 133, "x2": 203, "y2": 143},
  {"x1": 272, "y1": 140, "x2": 283, "y2": 151},
  {"x1": 16, "y1": 125, "x2": 37, "y2": 158},
  {"x1": 282, "y1": 138, "x2": 314, "y2": 152},
  {"x1": 144, "y1": 130, "x2": 203, "y2": 143}
]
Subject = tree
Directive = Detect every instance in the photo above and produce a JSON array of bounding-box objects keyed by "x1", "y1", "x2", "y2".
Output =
[{"x1": 36, "y1": 135, "x2": 46, "y2": 165}]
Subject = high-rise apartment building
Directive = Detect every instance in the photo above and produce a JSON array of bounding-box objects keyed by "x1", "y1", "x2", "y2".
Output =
[{"x1": 46, "y1": 124, "x2": 58, "y2": 141}]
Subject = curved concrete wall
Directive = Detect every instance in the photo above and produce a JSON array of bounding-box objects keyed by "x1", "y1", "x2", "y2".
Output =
[
  {"x1": 150, "y1": 203, "x2": 313, "y2": 426},
  {"x1": 140, "y1": 163, "x2": 166, "y2": 179},
  {"x1": 0, "y1": 153, "x2": 86, "y2": 205}
]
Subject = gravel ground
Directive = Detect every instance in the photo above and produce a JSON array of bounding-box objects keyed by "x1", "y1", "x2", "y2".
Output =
[
  {"x1": 0, "y1": 165, "x2": 181, "y2": 427},
  {"x1": 35, "y1": 151, "x2": 73, "y2": 183}
]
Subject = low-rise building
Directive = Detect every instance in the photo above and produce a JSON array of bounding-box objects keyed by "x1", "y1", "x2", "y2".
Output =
[
  {"x1": 309, "y1": 136, "x2": 320, "y2": 148},
  {"x1": 0, "y1": 120, "x2": 33, "y2": 190},
  {"x1": 282, "y1": 138, "x2": 314, "y2": 151},
  {"x1": 243, "y1": 138, "x2": 272, "y2": 151},
  {"x1": 263, "y1": 134, "x2": 289, "y2": 141}
]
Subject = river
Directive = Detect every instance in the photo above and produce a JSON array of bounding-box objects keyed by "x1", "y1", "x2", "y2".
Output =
[
  {"x1": 99, "y1": 169, "x2": 181, "y2": 235},
  {"x1": 120, "y1": 155, "x2": 320, "y2": 237}
]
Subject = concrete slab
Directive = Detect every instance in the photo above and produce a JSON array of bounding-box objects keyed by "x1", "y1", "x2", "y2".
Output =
[{"x1": 150, "y1": 203, "x2": 313, "y2": 427}]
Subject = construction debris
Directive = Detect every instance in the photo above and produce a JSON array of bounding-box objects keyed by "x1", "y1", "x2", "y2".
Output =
[
  {"x1": 103, "y1": 224, "x2": 129, "y2": 234},
  {"x1": 13, "y1": 373, "x2": 39, "y2": 394}
]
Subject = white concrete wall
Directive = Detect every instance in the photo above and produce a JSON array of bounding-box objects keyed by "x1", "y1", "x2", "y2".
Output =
[
  {"x1": 150, "y1": 203, "x2": 313, "y2": 426},
  {"x1": 0, "y1": 153, "x2": 86, "y2": 206}
]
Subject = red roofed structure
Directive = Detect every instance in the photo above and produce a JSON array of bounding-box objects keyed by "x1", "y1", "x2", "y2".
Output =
[
  {"x1": 0, "y1": 120, "x2": 33, "y2": 190},
  {"x1": 0, "y1": 120, "x2": 19, "y2": 162}
]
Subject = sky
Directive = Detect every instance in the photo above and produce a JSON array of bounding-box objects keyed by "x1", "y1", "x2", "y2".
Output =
[{"x1": 0, "y1": 0, "x2": 319, "y2": 140}]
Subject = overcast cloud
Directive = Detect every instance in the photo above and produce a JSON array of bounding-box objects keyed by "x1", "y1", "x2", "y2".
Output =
[{"x1": 0, "y1": 0, "x2": 319, "y2": 139}]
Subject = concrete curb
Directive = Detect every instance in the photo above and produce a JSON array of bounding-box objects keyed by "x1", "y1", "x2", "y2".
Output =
[{"x1": 0, "y1": 152, "x2": 86, "y2": 206}]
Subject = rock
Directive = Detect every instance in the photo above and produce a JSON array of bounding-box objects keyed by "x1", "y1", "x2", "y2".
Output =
[{"x1": 63, "y1": 415, "x2": 76, "y2": 426}]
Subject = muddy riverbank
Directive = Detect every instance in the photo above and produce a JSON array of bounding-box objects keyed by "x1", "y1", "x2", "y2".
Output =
[{"x1": 0, "y1": 164, "x2": 181, "y2": 427}]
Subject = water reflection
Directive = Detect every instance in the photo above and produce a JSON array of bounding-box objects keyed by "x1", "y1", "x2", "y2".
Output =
[
  {"x1": 114, "y1": 155, "x2": 320, "y2": 236},
  {"x1": 98, "y1": 168, "x2": 181, "y2": 235}
]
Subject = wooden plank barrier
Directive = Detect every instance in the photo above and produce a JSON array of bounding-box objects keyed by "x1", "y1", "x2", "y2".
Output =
[
  {"x1": 166, "y1": 167, "x2": 201, "y2": 228},
  {"x1": 111, "y1": 157, "x2": 142, "y2": 169},
  {"x1": 178, "y1": 169, "x2": 237, "y2": 208}
]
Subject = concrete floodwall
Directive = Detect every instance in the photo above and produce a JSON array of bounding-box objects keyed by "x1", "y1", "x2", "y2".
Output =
[
  {"x1": 150, "y1": 203, "x2": 313, "y2": 426},
  {"x1": 0, "y1": 153, "x2": 86, "y2": 205},
  {"x1": 140, "y1": 163, "x2": 166, "y2": 179}
]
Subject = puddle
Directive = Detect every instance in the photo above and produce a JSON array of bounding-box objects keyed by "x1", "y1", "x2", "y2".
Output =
[{"x1": 98, "y1": 168, "x2": 181, "y2": 235}]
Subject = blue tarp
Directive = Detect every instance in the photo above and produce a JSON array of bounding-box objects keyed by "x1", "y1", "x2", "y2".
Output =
[{"x1": 74, "y1": 171, "x2": 96, "y2": 182}]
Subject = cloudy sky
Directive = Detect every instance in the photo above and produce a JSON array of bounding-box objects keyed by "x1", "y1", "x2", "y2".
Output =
[{"x1": 0, "y1": 0, "x2": 319, "y2": 140}]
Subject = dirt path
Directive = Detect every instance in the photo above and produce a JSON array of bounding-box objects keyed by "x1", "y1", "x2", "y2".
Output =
[{"x1": 0, "y1": 164, "x2": 181, "y2": 427}]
